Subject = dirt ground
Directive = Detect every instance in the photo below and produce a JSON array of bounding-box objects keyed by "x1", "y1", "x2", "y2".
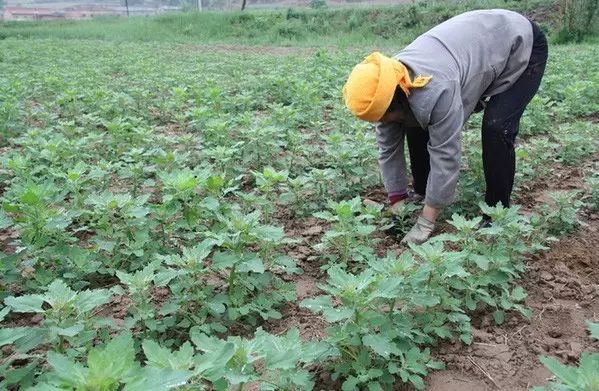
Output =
[
  {"x1": 264, "y1": 155, "x2": 599, "y2": 390},
  {"x1": 425, "y1": 217, "x2": 599, "y2": 391},
  {"x1": 3, "y1": 123, "x2": 596, "y2": 391},
  {"x1": 3, "y1": 162, "x2": 595, "y2": 391},
  {"x1": 266, "y1": 210, "x2": 599, "y2": 391}
]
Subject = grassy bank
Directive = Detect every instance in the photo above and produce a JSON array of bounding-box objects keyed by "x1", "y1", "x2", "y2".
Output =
[{"x1": 0, "y1": 0, "x2": 559, "y2": 46}]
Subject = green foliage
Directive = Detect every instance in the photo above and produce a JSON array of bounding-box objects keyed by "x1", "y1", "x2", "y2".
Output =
[
  {"x1": 384, "y1": 201, "x2": 421, "y2": 237},
  {"x1": 534, "y1": 354, "x2": 599, "y2": 390},
  {"x1": 2, "y1": 280, "x2": 112, "y2": 353},
  {"x1": 301, "y1": 263, "x2": 445, "y2": 390},
  {"x1": 453, "y1": 131, "x2": 485, "y2": 215},
  {"x1": 313, "y1": 197, "x2": 382, "y2": 263},
  {"x1": 541, "y1": 48, "x2": 599, "y2": 120},
  {"x1": 32, "y1": 332, "x2": 192, "y2": 391},
  {"x1": 302, "y1": 205, "x2": 540, "y2": 389},
  {"x1": 554, "y1": 0, "x2": 599, "y2": 43},
  {"x1": 520, "y1": 96, "x2": 552, "y2": 136},
  {"x1": 0, "y1": 19, "x2": 597, "y2": 390},
  {"x1": 536, "y1": 191, "x2": 584, "y2": 236},
  {"x1": 555, "y1": 122, "x2": 598, "y2": 165},
  {"x1": 513, "y1": 137, "x2": 557, "y2": 194},
  {"x1": 117, "y1": 262, "x2": 163, "y2": 329},
  {"x1": 0, "y1": 0, "x2": 570, "y2": 46},
  {"x1": 3, "y1": 322, "x2": 331, "y2": 390},
  {"x1": 190, "y1": 327, "x2": 336, "y2": 390},
  {"x1": 584, "y1": 167, "x2": 599, "y2": 210},
  {"x1": 309, "y1": 0, "x2": 327, "y2": 9},
  {"x1": 587, "y1": 320, "x2": 599, "y2": 340},
  {"x1": 2, "y1": 181, "x2": 76, "y2": 250}
]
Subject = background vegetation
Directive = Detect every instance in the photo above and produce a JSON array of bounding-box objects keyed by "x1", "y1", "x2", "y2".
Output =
[{"x1": 2, "y1": 0, "x2": 597, "y2": 46}]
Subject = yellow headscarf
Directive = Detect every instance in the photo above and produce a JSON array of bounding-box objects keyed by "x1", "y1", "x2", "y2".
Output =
[{"x1": 342, "y1": 52, "x2": 432, "y2": 122}]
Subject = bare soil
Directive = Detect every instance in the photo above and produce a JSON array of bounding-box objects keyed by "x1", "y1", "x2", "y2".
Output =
[
  {"x1": 426, "y1": 218, "x2": 599, "y2": 391},
  {"x1": 264, "y1": 209, "x2": 599, "y2": 391},
  {"x1": 3, "y1": 124, "x2": 596, "y2": 391},
  {"x1": 523, "y1": 2, "x2": 562, "y2": 26},
  {"x1": 263, "y1": 152, "x2": 599, "y2": 390}
]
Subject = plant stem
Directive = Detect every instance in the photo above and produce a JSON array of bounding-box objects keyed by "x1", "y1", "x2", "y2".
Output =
[
  {"x1": 228, "y1": 266, "x2": 236, "y2": 298},
  {"x1": 58, "y1": 335, "x2": 65, "y2": 353}
]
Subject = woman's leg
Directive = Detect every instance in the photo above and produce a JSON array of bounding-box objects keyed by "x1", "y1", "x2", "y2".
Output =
[
  {"x1": 482, "y1": 21, "x2": 548, "y2": 208},
  {"x1": 406, "y1": 127, "x2": 430, "y2": 196}
]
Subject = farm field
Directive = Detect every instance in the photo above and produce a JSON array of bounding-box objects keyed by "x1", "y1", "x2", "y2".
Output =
[{"x1": 1, "y1": 11, "x2": 599, "y2": 391}]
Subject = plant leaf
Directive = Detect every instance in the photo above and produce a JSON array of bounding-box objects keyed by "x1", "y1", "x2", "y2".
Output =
[
  {"x1": 363, "y1": 334, "x2": 399, "y2": 359},
  {"x1": 586, "y1": 321, "x2": 599, "y2": 341},
  {"x1": 511, "y1": 286, "x2": 527, "y2": 301},
  {"x1": 539, "y1": 356, "x2": 579, "y2": 384},
  {"x1": 87, "y1": 332, "x2": 136, "y2": 384},
  {"x1": 75, "y1": 289, "x2": 112, "y2": 314},
  {"x1": 123, "y1": 368, "x2": 192, "y2": 391},
  {"x1": 4, "y1": 295, "x2": 45, "y2": 313},
  {"x1": 0, "y1": 327, "x2": 32, "y2": 346},
  {"x1": 46, "y1": 351, "x2": 88, "y2": 387},
  {"x1": 493, "y1": 310, "x2": 505, "y2": 325}
]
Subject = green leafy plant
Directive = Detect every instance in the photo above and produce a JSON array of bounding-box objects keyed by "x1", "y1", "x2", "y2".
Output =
[
  {"x1": 32, "y1": 332, "x2": 192, "y2": 391},
  {"x1": 513, "y1": 137, "x2": 557, "y2": 194},
  {"x1": 191, "y1": 327, "x2": 336, "y2": 390},
  {"x1": 555, "y1": 123, "x2": 597, "y2": 166},
  {"x1": 453, "y1": 131, "x2": 486, "y2": 215},
  {"x1": 250, "y1": 166, "x2": 289, "y2": 220},
  {"x1": 301, "y1": 262, "x2": 445, "y2": 390},
  {"x1": 158, "y1": 168, "x2": 203, "y2": 229},
  {"x1": 154, "y1": 240, "x2": 226, "y2": 334},
  {"x1": 2, "y1": 280, "x2": 112, "y2": 353},
  {"x1": 0, "y1": 26, "x2": 597, "y2": 391},
  {"x1": 115, "y1": 262, "x2": 176, "y2": 333},
  {"x1": 321, "y1": 131, "x2": 378, "y2": 198},
  {"x1": 584, "y1": 168, "x2": 599, "y2": 210},
  {"x1": 84, "y1": 191, "x2": 154, "y2": 271},
  {"x1": 586, "y1": 320, "x2": 599, "y2": 340},
  {"x1": 302, "y1": 204, "x2": 540, "y2": 389},
  {"x1": 382, "y1": 201, "x2": 420, "y2": 237},
  {"x1": 313, "y1": 197, "x2": 382, "y2": 263},
  {"x1": 536, "y1": 191, "x2": 584, "y2": 236},
  {"x1": 3, "y1": 182, "x2": 75, "y2": 250},
  {"x1": 279, "y1": 174, "x2": 319, "y2": 216},
  {"x1": 554, "y1": 0, "x2": 599, "y2": 43},
  {"x1": 201, "y1": 209, "x2": 299, "y2": 324},
  {"x1": 438, "y1": 204, "x2": 544, "y2": 323}
]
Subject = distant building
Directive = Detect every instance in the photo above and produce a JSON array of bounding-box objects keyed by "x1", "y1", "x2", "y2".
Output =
[
  {"x1": 3, "y1": 7, "x2": 66, "y2": 20},
  {"x1": 63, "y1": 4, "x2": 120, "y2": 19}
]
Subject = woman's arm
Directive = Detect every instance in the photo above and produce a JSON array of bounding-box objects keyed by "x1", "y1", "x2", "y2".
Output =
[
  {"x1": 423, "y1": 82, "x2": 464, "y2": 212},
  {"x1": 402, "y1": 83, "x2": 464, "y2": 244}
]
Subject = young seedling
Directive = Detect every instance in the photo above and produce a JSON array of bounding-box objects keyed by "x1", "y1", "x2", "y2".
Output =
[
  {"x1": 313, "y1": 197, "x2": 381, "y2": 264},
  {"x1": 3, "y1": 279, "x2": 112, "y2": 353}
]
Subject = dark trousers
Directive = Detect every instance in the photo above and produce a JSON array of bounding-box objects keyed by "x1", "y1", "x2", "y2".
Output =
[{"x1": 406, "y1": 20, "x2": 548, "y2": 208}]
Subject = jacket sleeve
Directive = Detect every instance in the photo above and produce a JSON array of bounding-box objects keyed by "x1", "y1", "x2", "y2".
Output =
[
  {"x1": 424, "y1": 83, "x2": 464, "y2": 208},
  {"x1": 375, "y1": 121, "x2": 409, "y2": 194}
]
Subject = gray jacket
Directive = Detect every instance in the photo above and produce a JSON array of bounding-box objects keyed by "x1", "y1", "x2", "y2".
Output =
[{"x1": 376, "y1": 9, "x2": 533, "y2": 208}]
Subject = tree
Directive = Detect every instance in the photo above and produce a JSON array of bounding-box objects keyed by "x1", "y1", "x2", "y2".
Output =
[
  {"x1": 122, "y1": 0, "x2": 130, "y2": 16},
  {"x1": 556, "y1": 0, "x2": 599, "y2": 42}
]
